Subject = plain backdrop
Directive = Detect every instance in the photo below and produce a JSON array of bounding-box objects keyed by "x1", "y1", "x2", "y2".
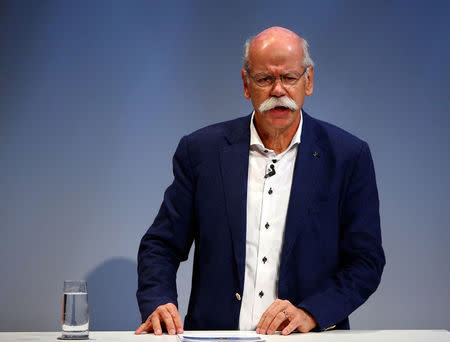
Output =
[{"x1": 1, "y1": 0, "x2": 449, "y2": 332}]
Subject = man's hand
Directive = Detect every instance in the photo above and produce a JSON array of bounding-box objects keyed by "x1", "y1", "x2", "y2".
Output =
[
  {"x1": 256, "y1": 299, "x2": 317, "y2": 335},
  {"x1": 135, "y1": 303, "x2": 184, "y2": 335}
]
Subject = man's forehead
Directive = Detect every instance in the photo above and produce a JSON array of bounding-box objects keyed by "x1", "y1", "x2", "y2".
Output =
[{"x1": 249, "y1": 28, "x2": 303, "y2": 70}]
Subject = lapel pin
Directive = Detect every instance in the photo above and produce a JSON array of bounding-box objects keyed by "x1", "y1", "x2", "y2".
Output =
[{"x1": 313, "y1": 151, "x2": 320, "y2": 158}]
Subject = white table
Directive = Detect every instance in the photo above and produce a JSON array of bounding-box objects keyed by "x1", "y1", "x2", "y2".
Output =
[{"x1": 0, "y1": 331, "x2": 449, "y2": 342}]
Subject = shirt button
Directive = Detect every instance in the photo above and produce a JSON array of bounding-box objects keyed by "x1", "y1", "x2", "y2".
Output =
[
  {"x1": 259, "y1": 291, "x2": 264, "y2": 298},
  {"x1": 235, "y1": 293, "x2": 241, "y2": 301},
  {"x1": 265, "y1": 222, "x2": 270, "y2": 229},
  {"x1": 262, "y1": 257, "x2": 267, "y2": 264},
  {"x1": 264, "y1": 150, "x2": 268, "y2": 153},
  {"x1": 268, "y1": 188, "x2": 273, "y2": 195},
  {"x1": 272, "y1": 159, "x2": 277, "y2": 163}
]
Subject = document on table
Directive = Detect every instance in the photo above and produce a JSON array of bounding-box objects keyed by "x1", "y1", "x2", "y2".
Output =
[{"x1": 178, "y1": 332, "x2": 265, "y2": 342}]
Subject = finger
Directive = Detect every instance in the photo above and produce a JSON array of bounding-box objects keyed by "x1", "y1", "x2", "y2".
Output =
[
  {"x1": 256, "y1": 301, "x2": 276, "y2": 332},
  {"x1": 257, "y1": 305, "x2": 282, "y2": 333},
  {"x1": 256, "y1": 312, "x2": 266, "y2": 333},
  {"x1": 278, "y1": 320, "x2": 289, "y2": 331},
  {"x1": 151, "y1": 314, "x2": 163, "y2": 335},
  {"x1": 135, "y1": 324, "x2": 145, "y2": 335},
  {"x1": 167, "y1": 304, "x2": 184, "y2": 333},
  {"x1": 135, "y1": 323, "x2": 147, "y2": 335},
  {"x1": 281, "y1": 318, "x2": 299, "y2": 336},
  {"x1": 267, "y1": 311, "x2": 288, "y2": 335},
  {"x1": 135, "y1": 318, "x2": 153, "y2": 335},
  {"x1": 257, "y1": 300, "x2": 285, "y2": 333},
  {"x1": 257, "y1": 310, "x2": 272, "y2": 334},
  {"x1": 160, "y1": 307, "x2": 176, "y2": 335}
]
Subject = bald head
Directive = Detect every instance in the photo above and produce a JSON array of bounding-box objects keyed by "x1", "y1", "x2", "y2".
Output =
[
  {"x1": 243, "y1": 27, "x2": 314, "y2": 74},
  {"x1": 252, "y1": 27, "x2": 303, "y2": 56}
]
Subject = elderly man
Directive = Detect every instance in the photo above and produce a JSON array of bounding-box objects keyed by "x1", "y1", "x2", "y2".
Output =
[{"x1": 136, "y1": 26, "x2": 385, "y2": 335}]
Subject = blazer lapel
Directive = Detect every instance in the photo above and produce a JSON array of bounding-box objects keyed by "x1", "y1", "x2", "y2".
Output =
[
  {"x1": 280, "y1": 112, "x2": 324, "y2": 274},
  {"x1": 219, "y1": 115, "x2": 251, "y2": 292}
]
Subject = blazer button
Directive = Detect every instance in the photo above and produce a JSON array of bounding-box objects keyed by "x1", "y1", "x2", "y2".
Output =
[{"x1": 235, "y1": 293, "x2": 241, "y2": 301}]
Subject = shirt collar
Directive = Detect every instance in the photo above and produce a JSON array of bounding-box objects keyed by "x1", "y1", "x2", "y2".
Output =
[{"x1": 249, "y1": 110, "x2": 303, "y2": 154}]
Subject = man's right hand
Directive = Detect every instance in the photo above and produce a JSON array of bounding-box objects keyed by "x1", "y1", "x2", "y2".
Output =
[{"x1": 134, "y1": 303, "x2": 184, "y2": 335}]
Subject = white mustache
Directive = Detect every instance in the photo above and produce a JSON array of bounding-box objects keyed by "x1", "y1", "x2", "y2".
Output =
[{"x1": 258, "y1": 96, "x2": 299, "y2": 113}]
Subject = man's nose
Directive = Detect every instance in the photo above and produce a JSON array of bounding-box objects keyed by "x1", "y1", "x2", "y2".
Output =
[{"x1": 270, "y1": 77, "x2": 287, "y2": 97}]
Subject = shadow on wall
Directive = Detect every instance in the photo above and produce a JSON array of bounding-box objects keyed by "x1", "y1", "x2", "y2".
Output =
[{"x1": 85, "y1": 257, "x2": 140, "y2": 331}]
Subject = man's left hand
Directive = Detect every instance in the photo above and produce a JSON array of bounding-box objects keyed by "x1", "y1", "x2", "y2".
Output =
[{"x1": 256, "y1": 299, "x2": 317, "y2": 335}]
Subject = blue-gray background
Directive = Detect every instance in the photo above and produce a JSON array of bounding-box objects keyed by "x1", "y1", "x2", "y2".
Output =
[{"x1": 1, "y1": 0, "x2": 449, "y2": 332}]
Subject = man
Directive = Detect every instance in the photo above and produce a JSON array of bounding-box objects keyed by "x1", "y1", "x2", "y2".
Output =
[{"x1": 136, "y1": 26, "x2": 385, "y2": 335}]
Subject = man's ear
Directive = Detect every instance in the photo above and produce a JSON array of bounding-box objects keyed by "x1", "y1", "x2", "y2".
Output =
[
  {"x1": 305, "y1": 66, "x2": 314, "y2": 96},
  {"x1": 241, "y1": 69, "x2": 251, "y2": 99}
]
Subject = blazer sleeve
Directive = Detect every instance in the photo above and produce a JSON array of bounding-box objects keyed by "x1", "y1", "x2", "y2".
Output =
[
  {"x1": 136, "y1": 136, "x2": 196, "y2": 322},
  {"x1": 297, "y1": 141, "x2": 386, "y2": 331}
]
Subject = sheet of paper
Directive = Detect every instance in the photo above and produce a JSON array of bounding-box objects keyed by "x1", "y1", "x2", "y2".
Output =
[{"x1": 178, "y1": 332, "x2": 265, "y2": 342}]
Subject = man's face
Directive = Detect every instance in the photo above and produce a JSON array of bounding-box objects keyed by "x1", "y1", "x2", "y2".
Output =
[{"x1": 242, "y1": 36, "x2": 313, "y2": 134}]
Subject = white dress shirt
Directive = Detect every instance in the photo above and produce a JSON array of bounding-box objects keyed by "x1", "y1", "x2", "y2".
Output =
[{"x1": 238, "y1": 111, "x2": 303, "y2": 330}]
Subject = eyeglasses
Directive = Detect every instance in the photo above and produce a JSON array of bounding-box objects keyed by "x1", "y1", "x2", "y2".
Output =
[{"x1": 246, "y1": 69, "x2": 307, "y2": 88}]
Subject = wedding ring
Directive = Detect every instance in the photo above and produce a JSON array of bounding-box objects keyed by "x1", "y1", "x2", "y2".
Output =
[{"x1": 283, "y1": 310, "x2": 288, "y2": 318}]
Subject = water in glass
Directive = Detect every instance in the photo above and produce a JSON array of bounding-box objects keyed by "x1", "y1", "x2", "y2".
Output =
[{"x1": 62, "y1": 281, "x2": 89, "y2": 339}]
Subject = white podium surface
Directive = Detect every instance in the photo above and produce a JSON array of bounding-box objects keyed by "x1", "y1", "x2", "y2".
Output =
[{"x1": 0, "y1": 331, "x2": 449, "y2": 342}]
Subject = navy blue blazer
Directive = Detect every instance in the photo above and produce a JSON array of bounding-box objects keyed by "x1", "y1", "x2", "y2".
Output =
[{"x1": 137, "y1": 111, "x2": 385, "y2": 331}]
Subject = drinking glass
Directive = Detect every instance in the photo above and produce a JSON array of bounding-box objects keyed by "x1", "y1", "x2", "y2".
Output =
[{"x1": 61, "y1": 280, "x2": 89, "y2": 339}]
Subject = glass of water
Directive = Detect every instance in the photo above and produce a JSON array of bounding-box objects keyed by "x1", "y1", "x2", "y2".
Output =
[{"x1": 61, "y1": 280, "x2": 89, "y2": 339}]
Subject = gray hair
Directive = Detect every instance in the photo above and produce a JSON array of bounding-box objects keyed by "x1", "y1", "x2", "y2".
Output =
[{"x1": 242, "y1": 35, "x2": 314, "y2": 79}]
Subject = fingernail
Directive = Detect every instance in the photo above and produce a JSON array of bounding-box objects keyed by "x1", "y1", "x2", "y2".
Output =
[
  {"x1": 170, "y1": 329, "x2": 176, "y2": 335},
  {"x1": 256, "y1": 328, "x2": 260, "y2": 334},
  {"x1": 282, "y1": 330, "x2": 288, "y2": 335},
  {"x1": 178, "y1": 328, "x2": 184, "y2": 333},
  {"x1": 156, "y1": 329, "x2": 162, "y2": 335},
  {"x1": 267, "y1": 330, "x2": 273, "y2": 335},
  {"x1": 260, "y1": 329, "x2": 266, "y2": 334}
]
